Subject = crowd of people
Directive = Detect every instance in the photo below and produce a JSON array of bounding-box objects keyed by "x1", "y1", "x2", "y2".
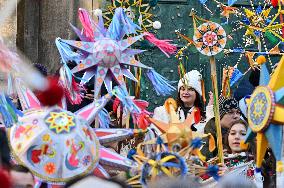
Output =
[{"x1": 0, "y1": 61, "x2": 278, "y2": 188}]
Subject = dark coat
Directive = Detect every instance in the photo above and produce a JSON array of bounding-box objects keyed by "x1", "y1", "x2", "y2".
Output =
[{"x1": 201, "y1": 118, "x2": 228, "y2": 160}]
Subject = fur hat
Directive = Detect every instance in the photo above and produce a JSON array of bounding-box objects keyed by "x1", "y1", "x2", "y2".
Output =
[{"x1": 178, "y1": 70, "x2": 202, "y2": 96}]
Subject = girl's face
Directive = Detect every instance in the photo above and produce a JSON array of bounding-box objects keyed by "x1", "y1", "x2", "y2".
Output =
[
  {"x1": 228, "y1": 123, "x2": 247, "y2": 153},
  {"x1": 179, "y1": 86, "x2": 196, "y2": 107}
]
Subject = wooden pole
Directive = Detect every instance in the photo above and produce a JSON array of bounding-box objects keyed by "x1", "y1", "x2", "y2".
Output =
[{"x1": 209, "y1": 56, "x2": 224, "y2": 163}]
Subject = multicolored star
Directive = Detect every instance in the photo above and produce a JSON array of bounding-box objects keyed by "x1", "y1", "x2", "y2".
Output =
[
  {"x1": 243, "y1": 55, "x2": 284, "y2": 172},
  {"x1": 57, "y1": 8, "x2": 151, "y2": 98},
  {"x1": 45, "y1": 111, "x2": 75, "y2": 134}
]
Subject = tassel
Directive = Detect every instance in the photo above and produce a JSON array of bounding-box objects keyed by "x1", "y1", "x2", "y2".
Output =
[
  {"x1": 133, "y1": 110, "x2": 151, "y2": 130},
  {"x1": 207, "y1": 165, "x2": 220, "y2": 181},
  {"x1": 107, "y1": 8, "x2": 140, "y2": 40},
  {"x1": 0, "y1": 105, "x2": 13, "y2": 128},
  {"x1": 98, "y1": 108, "x2": 111, "y2": 128},
  {"x1": 191, "y1": 138, "x2": 203, "y2": 148},
  {"x1": 145, "y1": 69, "x2": 176, "y2": 96},
  {"x1": 5, "y1": 96, "x2": 23, "y2": 117},
  {"x1": 265, "y1": 31, "x2": 279, "y2": 45},
  {"x1": 0, "y1": 94, "x2": 22, "y2": 128},
  {"x1": 271, "y1": 0, "x2": 279, "y2": 8},
  {"x1": 194, "y1": 107, "x2": 201, "y2": 123},
  {"x1": 132, "y1": 99, "x2": 151, "y2": 129},
  {"x1": 112, "y1": 86, "x2": 141, "y2": 114},
  {"x1": 59, "y1": 66, "x2": 84, "y2": 105},
  {"x1": 133, "y1": 99, "x2": 149, "y2": 110},
  {"x1": 78, "y1": 8, "x2": 95, "y2": 40},
  {"x1": 127, "y1": 149, "x2": 137, "y2": 160},
  {"x1": 201, "y1": 79, "x2": 206, "y2": 104},
  {"x1": 208, "y1": 133, "x2": 216, "y2": 152},
  {"x1": 144, "y1": 32, "x2": 177, "y2": 57},
  {"x1": 112, "y1": 97, "x2": 121, "y2": 114},
  {"x1": 55, "y1": 38, "x2": 82, "y2": 64}
]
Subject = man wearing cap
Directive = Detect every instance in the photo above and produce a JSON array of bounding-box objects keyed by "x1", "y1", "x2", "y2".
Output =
[{"x1": 201, "y1": 95, "x2": 241, "y2": 159}]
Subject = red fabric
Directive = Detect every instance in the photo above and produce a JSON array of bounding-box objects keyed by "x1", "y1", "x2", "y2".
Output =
[
  {"x1": 135, "y1": 111, "x2": 151, "y2": 130},
  {"x1": 194, "y1": 107, "x2": 201, "y2": 124},
  {"x1": 63, "y1": 77, "x2": 84, "y2": 105},
  {"x1": 36, "y1": 76, "x2": 64, "y2": 107},
  {"x1": 112, "y1": 98, "x2": 121, "y2": 114},
  {"x1": 271, "y1": 0, "x2": 279, "y2": 7},
  {"x1": 144, "y1": 32, "x2": 177, "y2": 57},
  {"x1": 0, "y1": 169, "x2": 12, "y2": 188}
]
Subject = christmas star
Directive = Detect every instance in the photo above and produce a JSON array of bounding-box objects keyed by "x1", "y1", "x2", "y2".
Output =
[{"x1": 243, "y1": 55, "x2": 284, "y2": 172}]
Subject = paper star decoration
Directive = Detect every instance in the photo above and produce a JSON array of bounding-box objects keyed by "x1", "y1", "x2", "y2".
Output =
[
  {"x1": 10, "y1": 84, "x2": 141, "y2": 184},
  {"x1": 56, "y1": 8, "x2": 151, "y2": 98},
  {"x1": 45, "y1": 111, "x2": 75, "y2": 134},
  {"x1": 243, "y1": 55, "x2": 284, "y2": 172},
  {"x1": 240, "y1": 4, "x2": 284, "y2": 43},
  {"x1": 148, "y1": 98, "x2": 194, "y2": 149},
  {"x1": 103, "y1": 0, "x2": 155, "y2": 30}
]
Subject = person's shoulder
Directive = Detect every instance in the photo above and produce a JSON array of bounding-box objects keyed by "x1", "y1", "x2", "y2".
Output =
[
  {"x1": 153, "y1": 105, "x2": 167, "y2": 114},
  {"x1": 204, "y1": 118, "x2": 216, "y2": 132}
]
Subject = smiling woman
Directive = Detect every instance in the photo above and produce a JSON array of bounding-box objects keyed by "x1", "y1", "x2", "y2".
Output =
[{"x1": 148, "y1": 70, "x2": 214, "y2": 137}]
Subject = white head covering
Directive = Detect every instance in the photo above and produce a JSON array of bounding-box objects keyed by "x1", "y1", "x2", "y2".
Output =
[{"x1": 178, "y1": 70, "x2": 202, "y2": 96}]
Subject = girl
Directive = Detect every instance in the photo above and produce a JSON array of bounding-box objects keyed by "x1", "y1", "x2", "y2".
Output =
[{"x1": 222, "y1": 120, "x2": 263, "y2": 187}]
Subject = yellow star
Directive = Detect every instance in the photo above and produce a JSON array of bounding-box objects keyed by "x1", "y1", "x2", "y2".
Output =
[
  {"x1": 45, "y1": 111, "x2": 75, "y2": 134},
  {"x1": 149, "y1": 98, "x2": 194, "y2": 150}
]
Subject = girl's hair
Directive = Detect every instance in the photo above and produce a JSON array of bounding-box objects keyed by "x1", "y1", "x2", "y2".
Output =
[
  {"x1": 176, "y1": 88, "x2": 205, "y2": 118},
  {"x1": 223, "y1": 119, "x2": 255, "y2": 155}
]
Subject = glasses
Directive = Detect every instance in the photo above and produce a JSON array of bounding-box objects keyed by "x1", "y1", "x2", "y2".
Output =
[{"x1": 226, "y1": 110, "x2": 241, "y2": 116}]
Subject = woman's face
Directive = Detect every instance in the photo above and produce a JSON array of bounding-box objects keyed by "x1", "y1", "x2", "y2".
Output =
[
  {"x1": 228, "y1": 123, "x2": 247, "y2": 153},
  {"x1": 179, "y1": 86, "x2": 196, "y2": 107}
]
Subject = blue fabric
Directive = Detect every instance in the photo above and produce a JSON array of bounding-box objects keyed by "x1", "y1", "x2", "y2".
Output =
[
  {"x1": 228, "y1": 0, "x2": 238, "y2": 6},
  {"x1": 55, "y1": 38, "x2": 83, "y2": 64},
  {"x1": 230, "y1": 68, "x2": 243, "y2": 87},
  {"x1": 207, "y1": 165, "x2": 220, "y2": 181},
  {"x1": 113, "y1": 86, "x2": 141, "y2": 114},
  {"x1": 127, "y1": 149, "x2": 137, "y2": 160},
  {"x1": 98, "y1": 108, "x2": 111, "y2": 128},
  {"x1": 145, "y1": 69, "x2": 176, "y2": 96},
  {"x1": 107, "y1": 8, "x2": 140, "y2": 40},
  {"x1": 191, "y1": 138, "x2": 203, "y2": 149}
]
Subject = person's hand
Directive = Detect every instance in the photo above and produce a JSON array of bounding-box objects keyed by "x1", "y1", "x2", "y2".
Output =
[
  {"x1": 218, "y1": 163, "x2": 229, "y2": 176},
  {"x1": 208, "y1": 91, "x2": 214, "y2": 106}
]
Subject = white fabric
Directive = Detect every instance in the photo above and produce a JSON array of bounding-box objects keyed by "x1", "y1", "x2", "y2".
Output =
[
  {"x1": 148, "y1": 104, "x2": 214, "y2": 136},
  {"x1": 200, "y1": 161, "x2": 263, "y2": 188},
  {"x1": 178, "y1": 70, "x2": 202, "y2": 95}
]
